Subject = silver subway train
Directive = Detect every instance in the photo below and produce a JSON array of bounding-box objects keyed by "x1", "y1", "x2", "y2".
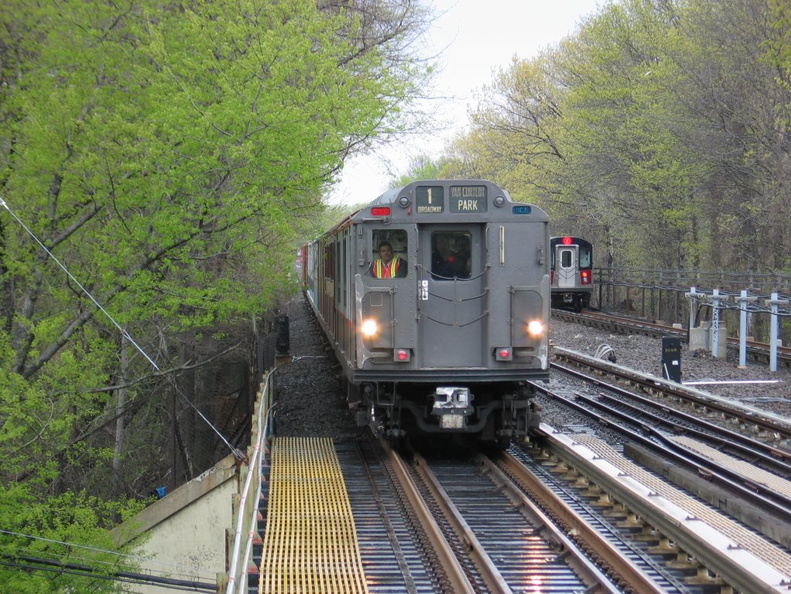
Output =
[
  {"x1": 550, "y1": 236, "x2": 594, "y2": 312},
  {"x1": 301, "y1": 180, "x2": 550, "y2": 448}
]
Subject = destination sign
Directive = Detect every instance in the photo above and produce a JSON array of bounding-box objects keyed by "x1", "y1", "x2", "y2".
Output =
[
  {"x1": 415, "y1": 186, "x2": 444, "y2": 213},
  {"x1": 449, "y1": 185, "x2": 487, "y2": 213}
]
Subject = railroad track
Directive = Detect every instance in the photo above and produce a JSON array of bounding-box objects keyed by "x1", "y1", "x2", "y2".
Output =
[
  {"x1": 340, "y1": 434, "x2": 599, "y2": 593},
  {"x1": 343, "y1": 431, "x2": 786, "y2": 593},
  {"x1": 526, "y1": 360, "x2": 791, "y2": 591},
  {"x1": 259, "y1": 426, "x2": 791, "y2": 593},
  {"x1": 381, "y1": 431, "x2": 791, "y2": 594},
  {"x1": 552, "y1": 308, "x2": 791, "y2": 367},
  {"x1": 405, "y1": 449, "x2": 622, "y2": 593},
  {"x1": 552, "y1": 347, "x2": 791, "y2": 441},
  {"x1": 524, "y1": 424, "x2": 791, "y2": 594}
]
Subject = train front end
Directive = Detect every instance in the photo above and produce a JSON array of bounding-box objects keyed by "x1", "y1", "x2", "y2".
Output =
[{"x1": 346, "y1": 180, "x2": 550, "y2": 447}]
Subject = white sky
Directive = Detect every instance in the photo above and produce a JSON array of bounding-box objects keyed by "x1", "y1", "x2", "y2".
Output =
[{"x1": 328, "y1": 0, "x2": 603, "y2": 206}]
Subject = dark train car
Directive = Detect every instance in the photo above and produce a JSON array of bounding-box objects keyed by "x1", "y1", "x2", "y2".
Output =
[
  {"x1": 550, "y1": 236, "x2": 593, "y2": 312},
  {"x1": 303, "y1": 180, "x2": 550, "y2": 447}
]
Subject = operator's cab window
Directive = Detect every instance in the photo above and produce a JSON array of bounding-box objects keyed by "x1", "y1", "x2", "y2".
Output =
[
  {"x1": 370, "y1": 230, "x2": 408, "y2": 278},
  {"x1": 431, "y1": 231, "x2": 471, "y2": 279}
]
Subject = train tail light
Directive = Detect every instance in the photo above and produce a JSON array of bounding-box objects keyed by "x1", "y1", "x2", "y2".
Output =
[
  {"x1": 495, "y1": 347, "x2": 512, "y2": 361},
  {"x1": 394, "y1": 348, "x2": 411, "y2": 362},
  {"x1": 580, "y1": 269, "x2": 592, "y2": 285}
]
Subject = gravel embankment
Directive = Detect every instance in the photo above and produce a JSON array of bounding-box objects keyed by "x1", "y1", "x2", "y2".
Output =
[
  {"x1": 270, "y1": 295, "x2": 360, "y2": 439},
  {"x1": 549, "y1": 318, "x2": 791, "y2": 414}
]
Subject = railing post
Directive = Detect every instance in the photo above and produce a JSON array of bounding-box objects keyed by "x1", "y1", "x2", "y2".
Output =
[
  {"x1": 767, "y1": 293, "x2": 789, "y2": 372},
  {"x1": 738, "y1": 290, "x2": 748, "y2": 369},
  {"x1": 711, "y1": 289, "x2": 720, "y2": 359},
  {"x1": 688, "y1": 287, "x2": 697, "y2": 329}
]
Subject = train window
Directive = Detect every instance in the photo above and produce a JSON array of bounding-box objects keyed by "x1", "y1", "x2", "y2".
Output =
[
  {"x1": 371, "y1": 229, "x2": 408, "y2": 278},
  {"x1": 579, "y1": 246, "x2": 592, "y2": 268},
  {"x1": 339, "y1": 231, "x2": 348, "y2": 310},
  {"x1": 431, "y1": 231, "x2": 471, "y2": 279},
  {"x1": 560, "y1": 250, "x2": 572, "y2": 268},
  {"x1": 324, "y1": 241, "x2": 335, "y2": 277}
]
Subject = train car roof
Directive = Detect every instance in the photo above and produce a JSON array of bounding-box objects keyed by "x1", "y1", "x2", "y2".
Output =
[
  {"x1": 323, "y1": 209, "x2": 360, "y2": 236},
  {"x1": 370, "y1": 179, "x2": 516, "y2": 206},
  {"x1": 369, "y1": 187, "x2": 400, "y2": 206},
  {"x1": 308, "y1": 180, "x2": 547, "y2": 242},
  {"x1": 550, "y1": 236, "x2": 593, "y2": 247}
]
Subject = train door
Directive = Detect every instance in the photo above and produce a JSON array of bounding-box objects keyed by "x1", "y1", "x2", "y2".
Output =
[
  {"x1": 418, "y1": 225, "x2": 485, "y2": 368},
  {"x1": 555, "y1": 243, "x2": 579, "y2": 289}
]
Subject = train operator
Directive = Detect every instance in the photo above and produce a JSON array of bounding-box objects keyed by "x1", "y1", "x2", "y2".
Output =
[{"x1": 372, "y1": 241, "x2": 407, "y2": 278}]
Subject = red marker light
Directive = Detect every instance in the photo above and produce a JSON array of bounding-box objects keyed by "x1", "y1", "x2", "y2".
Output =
[
  {"x1": 498, "y1": 348, "x2": 510, "y2": 359},
  {"x1": 561, "y1": 236, "x2": 573, "y2": 245},
  {"x1": 395, "y1": 349, "x2": 410, "y2": 361},
  {"x1": 371, "y1": 207, "x2": 391, "y2": 217},
  {"x1": 580, "y1": 270, "x2": 591, "y2": 284}
]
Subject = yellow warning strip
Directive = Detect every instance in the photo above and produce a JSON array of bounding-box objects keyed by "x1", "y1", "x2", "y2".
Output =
[{"x1": 259, "y1": 437, "x2": 369, "y2": 593}]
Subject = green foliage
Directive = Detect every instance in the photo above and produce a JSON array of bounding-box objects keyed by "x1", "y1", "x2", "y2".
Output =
[
  {"x1": 0, "y1": 485, "x2": 145, "y2": 592},
  {"x1": 0, "y1": 0, "x2": 427, "y2": 583},
  {"x1": 451, "y1": 0, "x2": 791, "y2": 272},
  {"x1": 391, "y1": 154, "x2": 451, "y2": 186}
]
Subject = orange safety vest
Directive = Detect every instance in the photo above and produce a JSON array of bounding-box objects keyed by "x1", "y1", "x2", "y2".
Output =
[{"x1": 374, "y1": 256, "x2": 401, "y2": 278}]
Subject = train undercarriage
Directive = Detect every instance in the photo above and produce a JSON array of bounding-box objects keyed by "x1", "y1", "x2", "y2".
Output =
[
  {"x1": 552, "y1": 291, "x2": 591, "y2": 313},
  {"x1": 348, "y1": 380, "x2": 542, "y2": 449}
]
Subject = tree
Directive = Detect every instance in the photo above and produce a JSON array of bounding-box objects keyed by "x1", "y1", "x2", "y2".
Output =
[
  {"x1": 451, "y1": 0, "x2": 791, "y2": 273},
  {"x1": 0, "y1": 0, "x2": 430, "y2": 586}
]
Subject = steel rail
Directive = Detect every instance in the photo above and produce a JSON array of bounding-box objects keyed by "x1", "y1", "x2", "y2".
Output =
[
  {"x1": 493, "y1": 452, "x2": 666, "y2": 594},
  {"x1": 411, "y1": 453, "x2": 513, "y2": 594},
  {"x1": 384, "y1": 446, "x2": 476, "y2": 594}
]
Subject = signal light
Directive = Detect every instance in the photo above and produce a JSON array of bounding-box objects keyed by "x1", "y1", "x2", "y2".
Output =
[
  {"x1": 371, "y1": 206, "x2": 391, "y2": 217},
  {"x1": 561, "y1": 236, "x2": 573, "y2": 245}
]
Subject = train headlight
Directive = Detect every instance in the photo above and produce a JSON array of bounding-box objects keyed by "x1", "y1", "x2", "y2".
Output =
[
  {"x1": 527, "y1": 320, "x2": 544, "y2": 337},
  {"x1": 361, "y1": 319, "x2": 378, "y2": 337}
]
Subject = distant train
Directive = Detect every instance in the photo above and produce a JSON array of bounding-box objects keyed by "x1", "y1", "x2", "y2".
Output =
[
  {"x1": 301, "y1": 180, "x2": 550, "y2": 448},
  {"x1": 550, "y1": 236, "x2": 593, "y2": 312}
]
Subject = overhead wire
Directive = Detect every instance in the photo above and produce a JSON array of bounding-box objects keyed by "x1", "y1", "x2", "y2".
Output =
[
  {"x1": 0, "y1": 197, "x2": 249, "y2": 586},
  {"x1": 0, "y1": 529, "x2": 216, "y2": 579},
  {"x1": 0, "y1": 196, "x2": 244, "y2": 456},
  {"x1": 0, "y1": 197, "x2": 160, "y2": 371}
]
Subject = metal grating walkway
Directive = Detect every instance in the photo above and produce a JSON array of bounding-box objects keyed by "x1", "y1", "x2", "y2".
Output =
[{"x1": 259, "y1": 436, "x2": 369, "y2": 593}]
